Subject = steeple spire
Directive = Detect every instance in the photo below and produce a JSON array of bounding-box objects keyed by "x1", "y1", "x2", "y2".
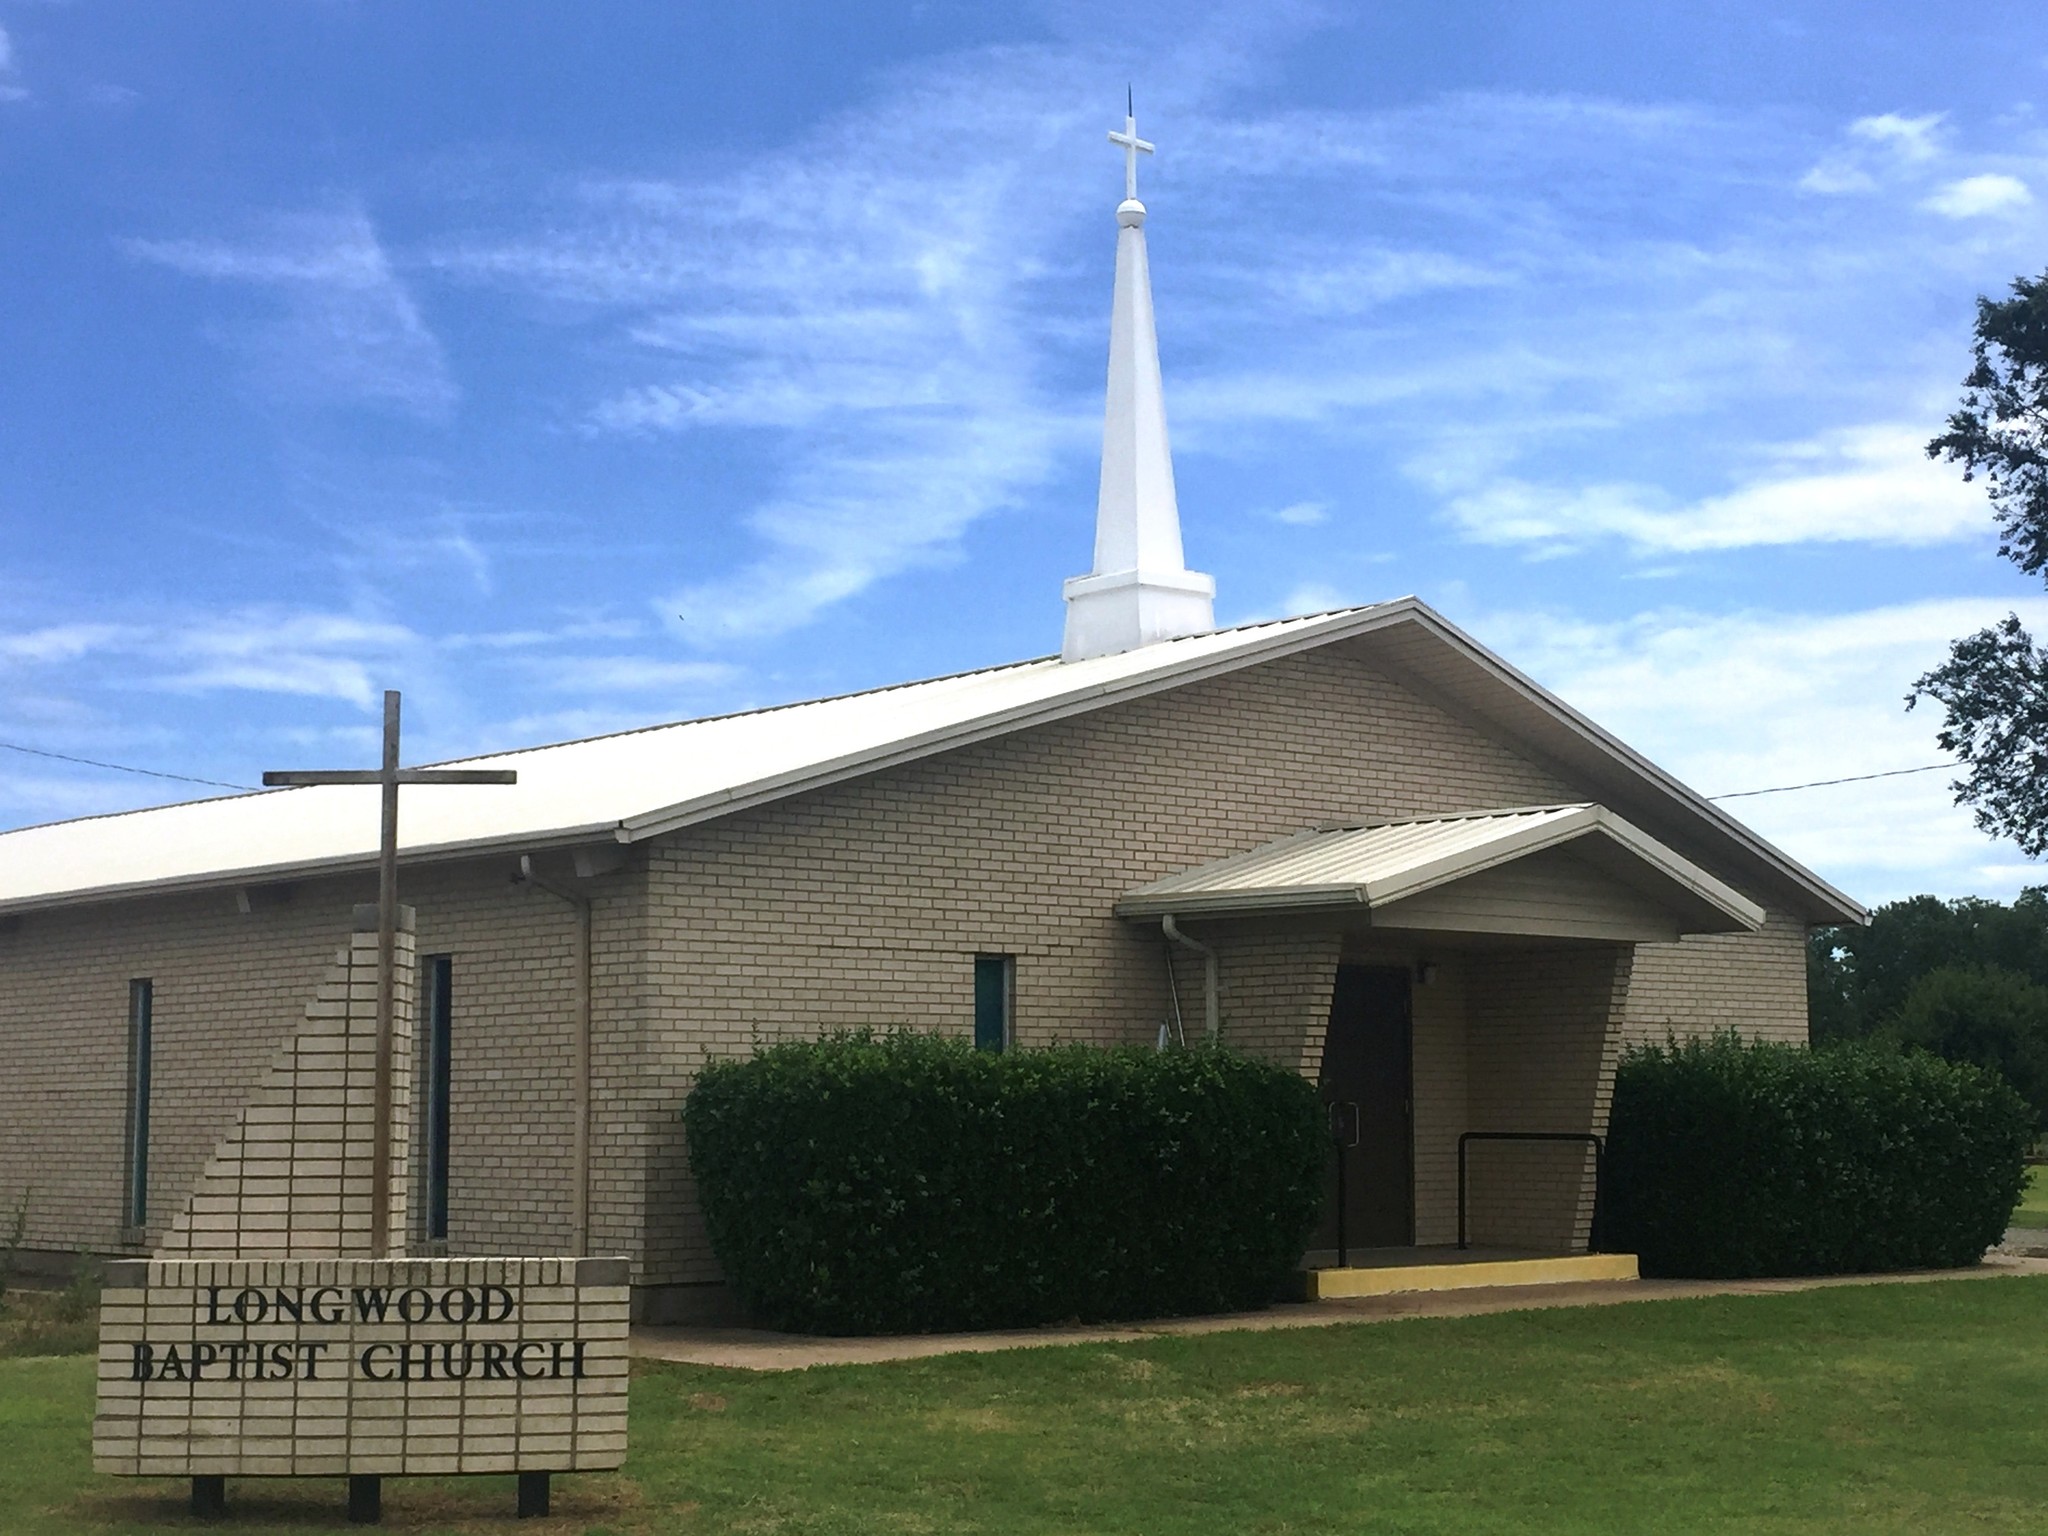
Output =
[{"x1": 1061, "y1": 100, "x2": 1215, "y2": 663}]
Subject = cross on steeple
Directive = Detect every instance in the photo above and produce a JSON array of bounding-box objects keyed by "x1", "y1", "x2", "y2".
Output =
[
  {"x1": 1107, "y1": 89, "x2": 1154, "y2": 202},
  {"x1": 263, "y1": 691, "x2": 516, "y2": 1257}
]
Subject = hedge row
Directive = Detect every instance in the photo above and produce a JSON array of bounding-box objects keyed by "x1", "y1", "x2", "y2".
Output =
[
  {"x1": 1601, "y1": 1035, "x2": 2030, "y2": 1278},
  {"x1": 682, "y1": 1032, "x2": 1324, "y2": 1334}
]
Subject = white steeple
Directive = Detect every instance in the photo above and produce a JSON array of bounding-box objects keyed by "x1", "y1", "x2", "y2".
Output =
[{"x1": 1060, "y1": 100, "x2": 1215, "y2": 664}]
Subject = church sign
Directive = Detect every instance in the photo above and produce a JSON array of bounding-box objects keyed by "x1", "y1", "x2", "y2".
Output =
[
  {"x1": 93, "y1": 1257, "x2": 630, "y2": 1477},
  {"x1": 91, "y1": 699, "x2": 631, "y2": 1521}
]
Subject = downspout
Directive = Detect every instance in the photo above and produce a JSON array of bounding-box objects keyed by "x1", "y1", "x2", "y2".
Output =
[
  {"x1": 1160, "y1": 914, "x2": 1218, "y2": 1042},
  {"x1": 516, "y1": 855, "x2": 592, "y2": 1256},
  {"x1": 1161, "y1": 939, "x2": 1187, "y2": 1048}
]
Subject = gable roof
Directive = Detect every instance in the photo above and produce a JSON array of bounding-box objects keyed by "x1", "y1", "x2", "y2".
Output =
[
  {"x1": 1114, "y1": 804, "x2": 1767, "y2": 935},
  {"x1": 0, "y1": 599, "x2": 1865, "y2": 923}
]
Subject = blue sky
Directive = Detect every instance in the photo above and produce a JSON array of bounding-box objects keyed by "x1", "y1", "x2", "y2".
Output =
[{"x1": 3, "y1": 1, "x2": 2047, "y2": 905}]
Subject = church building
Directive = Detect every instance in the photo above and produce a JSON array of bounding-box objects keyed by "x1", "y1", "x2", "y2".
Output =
[{"x1": 0, "y1": 114, "x2": 1863, "y2": 1321}]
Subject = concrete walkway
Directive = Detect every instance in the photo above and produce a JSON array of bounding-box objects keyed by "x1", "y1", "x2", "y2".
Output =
[{"x1": 631, "y1": 1253, "x2": 2048, "y2": 1372}]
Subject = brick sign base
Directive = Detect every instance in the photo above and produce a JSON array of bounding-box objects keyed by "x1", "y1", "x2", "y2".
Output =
[{"x1": 92, "y1": 1256, "x2": 630, "y2": 1482}]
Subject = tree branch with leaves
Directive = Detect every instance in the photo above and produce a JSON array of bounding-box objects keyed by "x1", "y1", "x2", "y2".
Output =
[{"x1": 1912, "y1": 271, "x2": 2048, "y2": 854}]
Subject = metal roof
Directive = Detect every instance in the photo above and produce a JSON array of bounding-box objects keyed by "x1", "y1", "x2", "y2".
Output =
[
  {"x1": 0, "y1": 600, "x2": 1866, "y2": 922},
  {"x1": 1113, "y1": 804, "x2": 1768, "y2": 933},
  {"x1": 0, "y1": 609, "x2": 1384, "y2": 913}
]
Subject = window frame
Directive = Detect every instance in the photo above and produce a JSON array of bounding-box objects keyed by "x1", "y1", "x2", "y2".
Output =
[
  {"x1": 123, "y1": 979, "x2": 152, "y2": 1231},
  {"x1": 973, "y1": 953, "x2": 1015, "y2": 1053},
  {"x1": 421, "y1": 954, "x2": 454, "y2": 1244}
]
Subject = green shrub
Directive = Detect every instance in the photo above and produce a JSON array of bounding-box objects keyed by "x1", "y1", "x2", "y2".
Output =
[
  {"x1": 1602, "y1": 1034, "x2": 2030, "y2": 1278},
  {"x1": 682, "y1": 1031, "x2": 1324, "y2": 1334}
]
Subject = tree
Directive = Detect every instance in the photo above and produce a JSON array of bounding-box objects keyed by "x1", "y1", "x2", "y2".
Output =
[
  {"x1": 1914, "y1": 270, "x2": 2048, "y2": 852},
  {"x1": 1807, "y1": 887, "x2": 2048, "y2": 1041},
  {"x1": 1892, "y1": 965, "x2": 2048, "y2": 1129},
  {"x1": 1808, "y1": 892, "x2": 2048, "y2": 1127}
]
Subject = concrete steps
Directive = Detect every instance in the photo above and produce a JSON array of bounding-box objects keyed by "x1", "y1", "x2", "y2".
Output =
[{"x1": 1303, "y1": 1252, "x2": 1639, "y2": 1300}]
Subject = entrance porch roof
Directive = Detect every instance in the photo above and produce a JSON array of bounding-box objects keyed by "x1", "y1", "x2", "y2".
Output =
[{"x1": 1114, "y1": 804, "x2": 1766, "y2": 941}]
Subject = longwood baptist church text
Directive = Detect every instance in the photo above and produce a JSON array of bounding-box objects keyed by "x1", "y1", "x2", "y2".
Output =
[{"x1": 126, "y1": 1284, "x2": 591, "y2": 1384}]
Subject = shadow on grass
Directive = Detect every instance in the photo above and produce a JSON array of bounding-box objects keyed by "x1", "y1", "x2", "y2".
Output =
[{"x1": 68, "y1": 1473, "x2": 647, "y2": 1534}]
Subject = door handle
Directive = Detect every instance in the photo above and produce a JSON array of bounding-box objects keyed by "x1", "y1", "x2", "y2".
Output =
[{"x1": 1328, "y1": 1100, "x2": 1360, "y2": 1149}]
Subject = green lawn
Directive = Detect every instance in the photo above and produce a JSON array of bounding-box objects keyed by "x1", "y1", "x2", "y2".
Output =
[
  {"x1": 7, "y1": 1278, "x2": 2048, "y2": 1533},
  {"x1": 2013, "y1": 1165, "x2": 2048, "y2": 1227}
]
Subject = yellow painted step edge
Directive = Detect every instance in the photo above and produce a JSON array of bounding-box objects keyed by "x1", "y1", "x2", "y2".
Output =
[{"x1": 1306, "y1": 1253, "x2": 1640, "y2": 1300}]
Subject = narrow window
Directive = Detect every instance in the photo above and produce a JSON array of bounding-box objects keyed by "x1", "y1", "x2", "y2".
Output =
[
  {"x1": 422, "y1": 955, "x2": 453, "y2": 1243},
  {"x1": 124, "y1": 980, "x2": 152, "y2": 1229},
  {"x1": 973, "y1": 955, "x2": 1014, "y2": 1053}
]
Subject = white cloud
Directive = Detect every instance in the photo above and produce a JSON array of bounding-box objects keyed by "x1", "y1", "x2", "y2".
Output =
[
  {"x1": 1434, "y1": 423, "x2": 1986, "y2": 555},
  {"x1": 1470, "y1": 597, "x2": 2048, "y2": 903},
  {"x1": 1847, "y1": 112, "x2": 1946, "y2": 163},
  {"x1": 0, "y1": 610, "x2": 415, "y2": 708},
  {"x1": 432, "y1": 54, "x2": 1122, "y2": 641},
  {"x1": 1798, "y1": 161, "x2": 1879, "y2": 196},
  {"x1": 1277, "y1": 582, "x2": 1348, "y2": 616},
  {"x1": 126, "y1": 206, "x2": 457, "y2": 418},
  {"x1": 320, "y1": 512, "x2": 497, "y2": 597},
  {"x1": 665, "y1": 408, "x2": 1063, "y2": 641},
  {"x1": 1269, "y1": 249, "x2": 1508, "y2": 314},
  {"x1": 1799, "y1": 111, "x2": 1945, "y2": 196},
  {"x1": 0, "y1": 624, "x2": 128, "y2": 664},
  {"x1": 1922, "y1": 173, "x2": 2034, "y2": 219},
  {"x1": 530, "y1": 656, "x2": 739, "y2": 694},
  {"x1": 0, "y1": 770, "x2": 149, "y2": 823},
  {"x1": 1268, "y1": 500, "x2": 1329, "y2": 526},
  {"x1": 156, "y1": 612, "x2": 417, "y2": 705},
  {"x1": 0, "y1": 24, "x2": 26, "y2": 102},
  {"x1": 442, "y1": 618, "x2": 647, "y2": 652}
]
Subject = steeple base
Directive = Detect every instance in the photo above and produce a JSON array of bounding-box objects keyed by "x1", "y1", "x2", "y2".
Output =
[{"x1": 1061, "y1": 567, "x2": 1216, "y2": 662}]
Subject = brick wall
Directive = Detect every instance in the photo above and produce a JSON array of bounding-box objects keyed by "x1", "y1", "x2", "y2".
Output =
[
  {"x1": 158, "y1": 910, "x2": 413, "y2": 1257},
  {"x1": 1463, "y1": 945, "x2": 1634, "y2": 1250},
  {"x1": 1407, "y1": 956, "x2": 1470, "y2": 1247},
  {"x1": 0, "y1": 857, "x2": 636, "y2": 1265},
  {"x1": 1203, "y1": 925, "x2": 1344, "y2": 1074},
  {"x1": 1621, "y1": 911, "x2": 1811, "y2": 1046}
]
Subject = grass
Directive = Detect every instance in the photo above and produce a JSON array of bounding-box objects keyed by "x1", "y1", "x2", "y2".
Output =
[
  {"x1": 6, "y1": 1277, "x2": 2048, "y2": 1533},
  {"x1": 2012, "y1": 1165, "x2": 2048, "y2": 1227}
]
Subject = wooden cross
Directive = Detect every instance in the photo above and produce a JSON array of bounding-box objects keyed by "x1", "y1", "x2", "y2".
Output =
[
  {"x1": 264, "y1": 691, "x2": 516, "y2": 1257},
  {"x1": 1108, "y1": 91, "x2": 1154, "y2": 202}
]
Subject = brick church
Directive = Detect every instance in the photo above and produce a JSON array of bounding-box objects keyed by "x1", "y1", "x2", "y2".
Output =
[{"x1": 0, "y1": 114, "x2": 1862, "y2": 1322}]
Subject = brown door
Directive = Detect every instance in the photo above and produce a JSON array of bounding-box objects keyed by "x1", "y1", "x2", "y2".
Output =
[{"x1": 1316, "y1": 964, "x2": 1414, "y2": 1251}]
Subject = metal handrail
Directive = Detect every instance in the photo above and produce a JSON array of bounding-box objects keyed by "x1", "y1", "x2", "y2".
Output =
[{"x1": 1457, "y1": 1131, "x2": 1604, "y2": 1252}]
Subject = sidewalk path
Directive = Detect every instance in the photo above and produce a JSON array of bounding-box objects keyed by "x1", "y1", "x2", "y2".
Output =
[{"x1": 631, "y1": 1254, "x2": 2048, "y2": 1372}]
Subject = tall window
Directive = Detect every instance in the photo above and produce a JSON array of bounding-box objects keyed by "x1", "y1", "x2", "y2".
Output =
[
  {"x1": 422, "y1": 955, "x2": 453, "y2": 1243},
  {"x1": 973, "y1": 954, "x2": 1014, "y2": 1053},
  {"x1": 124, "y1": 980, "x2": 152, "y2": 1229}
]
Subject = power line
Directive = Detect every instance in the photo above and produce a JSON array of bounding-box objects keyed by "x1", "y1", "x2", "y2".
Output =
[
  {"x1": 0, "y1": 739, "x2": 256, "y2": 793},
  {"x1": 1709, "y1": 763, "x2": 1953, "y2": 801},
  {"x1": 0, "y1": 736, "x2": 1969, "y2": 808}
]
